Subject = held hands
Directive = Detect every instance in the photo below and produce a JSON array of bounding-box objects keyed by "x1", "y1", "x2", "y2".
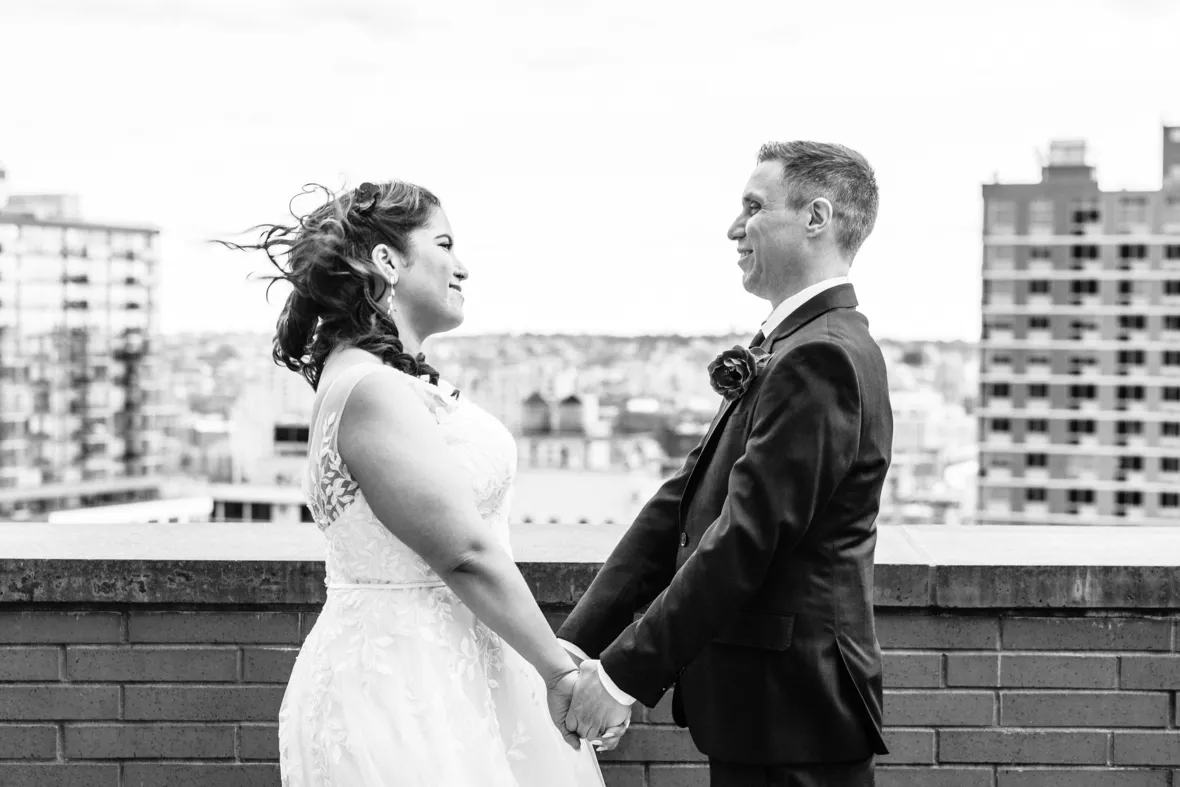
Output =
[
  {"x1": 565, "y1": 660, "x2": 631, "y2": 751},
  {"x1": 545, "y1": 660, "x2": 631, "y2": 753}
]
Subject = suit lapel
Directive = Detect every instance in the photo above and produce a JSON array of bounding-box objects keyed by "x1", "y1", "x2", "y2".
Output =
[{"x1": 676, "y1": 284, "x2": 860, "y2": 524}]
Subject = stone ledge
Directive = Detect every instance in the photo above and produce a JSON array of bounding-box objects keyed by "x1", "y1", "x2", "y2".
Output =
[{"x1": 3, "y1": 522, "x2": 1180, "y2": 608}]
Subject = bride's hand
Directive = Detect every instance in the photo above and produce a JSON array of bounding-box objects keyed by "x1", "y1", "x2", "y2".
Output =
[
  {"x1": 590, "y1": 713, "x2": 631, "y2": 753},
  {"x1": 545, "y1": 669, "x2": 582, "y2": 750}
]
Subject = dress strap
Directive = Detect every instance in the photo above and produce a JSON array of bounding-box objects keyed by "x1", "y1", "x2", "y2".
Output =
[{"x1": 315, "y1": 363, "x2": 386, "y2": 450}]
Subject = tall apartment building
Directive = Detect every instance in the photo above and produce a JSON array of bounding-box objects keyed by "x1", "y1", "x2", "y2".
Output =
[
  {"x1": 0, "y1": 170, "x2": 164, "y2": 498},
  {"x1": 978, "y1": 126, "x2": 1180, "y2": 525}
]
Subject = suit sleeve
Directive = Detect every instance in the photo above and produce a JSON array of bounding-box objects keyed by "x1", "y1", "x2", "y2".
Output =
[
  {"x1": 598, "y1": 340, "x2": 862, "y2": 706},
  {"x1": 555, "y1": 431, "x2": 711, "y2": 658}
]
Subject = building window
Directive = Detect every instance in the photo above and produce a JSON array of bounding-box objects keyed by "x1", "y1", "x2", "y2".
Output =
[
  {"x1": 1028, "y1": 246, "x2": 1053, "y2": 260},
  {"x1": 1028, "y1": 317, "x2": 1051, "y2": 332},
  {"x1": 1069, "y1": 384, "x2": 1096, "y2": 399},
  {"x1": 1117, "y1": 421, "x2": 1143, "y2": 435},
  {"x1": 990, "y1": 383, "x2": 1011, "y2": 398},
  {"x1": 1025, "y1": 488, "x2": 1047, "y2": 502},
  {"x1": 1070, "y1": 280, "x2": 1099, "y2": 294},
  {"x1": 987, "y1": 200, "x2": 1017, "y2": 234},
  {"x1": 1116, "y1": 196, "x2": 1149, "y2": 230},
  {"x1": 1164, "y1": 422, "x2": 1180, "y2": 437},
  {"x1": 1166, "y1": 245, "x2": 1180, "y2": 259},
  {"x1": 983, "y1": 319, "x2": 1013, "y2": 338},
  {"x1": 1069, "y1": 198, "x2": 1101, "y2": 226},
  {"x1": 1165, "y1": 387, "x2": 1180, "y2": 402},
  {"x1": 1118, "y1": 385, "x2": 1145, "y2": 401},
  {"x1": 1070, "y1": 245, "x2": 1099, "y2": 261},
  {"x1": 1116, "y1": 491, "x2": 1143, "y2": 506},
  {"x1": 1119, "y1": 244, "x2": 1147, "y2": 260},
  {"x1": 1027, "y1": 418, "x2": 1049, "y2": 433},
  {"x1": 1028, "y1": 199, "x2": 1054, "y2": 233},
  {"x1": 274, "y1": 425, "x2": 310, "y2": 444},
  {"x1": 222, "y1": 501, "x2": 244, "y2": 521},
  {"x1": 1029, "y1": 383, "x2": 1049, "y2": 398},
  {"x1": 1166, "y1": 281, "x2": 1180, "y2": 296},
  {"x1": 1026, "y1": 453, "x2": 1048, "y2": 467},
  {"x1": 1165, "y1": 316, "x2": 1180, "y2": 332},
  {"x1": 985, "y1": 246, "x2": 1015, "y2": 268},
  {"x1": 1165, "y1": 351, "x2": 1180, "y2": 367},
  {"x1": 1118, "y1": 350, "x2": 1146, "y2": 365},
  {"x1": 1120, "y1": 315, "x2": 1146, "y2": 330},
  {"x1": 1068, "y1": 489, "x2": 1095, "y2": 504},
  {"x1": 1162, "y1": 457, "x2": 1180, "y2": 473},
  {"x1": 992, "y1": 418, "x2": 1011, "y2": 433},
  {"x1": 1119, "y1": 455, "x2": 1144, "y2": 470},
  {"x1": 1160, "y1": 492, "x2": 1180, "y2": 508},
  {"x1": 1028, "y1": 354, "x2": 1051, "y2": 366},
  {"x1": 1029, "y1": 280, "x2": 1050, "y2": 295},
  {"x1": 1068, "y1": 419, "x2": 1096, "y2": 435}
]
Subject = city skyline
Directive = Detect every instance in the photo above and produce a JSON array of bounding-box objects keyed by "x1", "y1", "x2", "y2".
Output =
[{"x1": 2, "y1": 0, "x2": 1179, "y2": 341}]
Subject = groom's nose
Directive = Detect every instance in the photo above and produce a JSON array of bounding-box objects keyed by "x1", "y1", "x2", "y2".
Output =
[{"x1": 727, "y1": 214, "x2": 746, "y2": 240}]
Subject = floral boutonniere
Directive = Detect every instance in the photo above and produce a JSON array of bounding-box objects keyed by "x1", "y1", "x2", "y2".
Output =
[{"x1": 708, "y1": 345, "x2": 771, "y2": 402}]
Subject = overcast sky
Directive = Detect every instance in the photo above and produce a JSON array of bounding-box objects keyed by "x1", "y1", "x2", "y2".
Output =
[{"x1": 2, "y1": 0, "x2": 1178, "y2": 339}]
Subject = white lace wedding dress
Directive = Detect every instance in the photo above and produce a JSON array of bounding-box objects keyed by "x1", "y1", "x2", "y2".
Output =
[{"x1": 278, "y1": 363, "x2": 605, "y2": 787}]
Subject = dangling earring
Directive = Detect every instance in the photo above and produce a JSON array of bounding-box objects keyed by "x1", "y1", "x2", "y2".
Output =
[{"x1": 386, "y1": 270, "x2": 398, "y2": 317}]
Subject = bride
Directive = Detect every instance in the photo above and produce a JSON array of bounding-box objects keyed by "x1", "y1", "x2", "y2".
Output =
[{"x1": 229, "y1": 180, "x2": 621, "y2": 785}]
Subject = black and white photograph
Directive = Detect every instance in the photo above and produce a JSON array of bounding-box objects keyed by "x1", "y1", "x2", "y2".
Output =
[{"x1": 1, "y1": 1, "x2": 1180, "y2": 785}]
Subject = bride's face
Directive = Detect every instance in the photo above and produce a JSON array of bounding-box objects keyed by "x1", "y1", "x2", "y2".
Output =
[{"x1": 392, "y1": 207, "x2": 469, "y2": 337}]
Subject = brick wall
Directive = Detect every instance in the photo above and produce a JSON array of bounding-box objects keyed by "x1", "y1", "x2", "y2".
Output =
[
  {"x1": 5, "y1": 605, "x2": 1180, "y2": 787},
  {"x1": 0, "y1": 608, "x2": 314, "y2": 787},
  {"x1": 596, "y1": 610, "x2": 1180, "y2": 787}
]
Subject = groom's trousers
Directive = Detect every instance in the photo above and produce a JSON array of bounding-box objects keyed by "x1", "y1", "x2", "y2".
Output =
[{"x1": 708, "y1": 755, "x2": 874, "y2": 787}]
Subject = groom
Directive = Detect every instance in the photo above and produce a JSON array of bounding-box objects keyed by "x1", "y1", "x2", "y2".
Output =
[{"x1": 558, "y1": 141, "x2": 892, "y2": 786}]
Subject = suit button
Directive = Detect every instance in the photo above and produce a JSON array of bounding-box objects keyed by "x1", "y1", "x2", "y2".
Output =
[{"x1": 679, "y1": 532, "x2": 689, "y2": 547}]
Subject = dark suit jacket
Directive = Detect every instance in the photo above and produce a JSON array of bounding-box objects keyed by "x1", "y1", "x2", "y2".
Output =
[{"x1": 557, "y1": 284, "x2": 892, "y2": 765}]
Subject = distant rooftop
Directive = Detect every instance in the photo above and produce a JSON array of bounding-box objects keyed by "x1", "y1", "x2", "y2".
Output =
[{"x1": 1047, "y1": 139, "x2": 1087, "y2": 167}]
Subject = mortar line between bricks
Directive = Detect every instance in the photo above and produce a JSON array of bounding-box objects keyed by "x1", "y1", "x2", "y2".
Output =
[
  {"x1": 120, "y1": 611, "x2": 129, "y2": 643},
  {"x1": 236, "y1": 647, "x2": 244, "y2": 682},
  {"x1": 234, "y1": 722, "x2": 242, "y2": 762},
  {"x1": 57, "y1": 644, "x2": 66, "y2": 682}
]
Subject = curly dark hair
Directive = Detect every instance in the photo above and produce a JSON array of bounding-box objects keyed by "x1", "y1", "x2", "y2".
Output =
[{"x1": 221, "y1": 181, "x2": 443, "y2": 390}]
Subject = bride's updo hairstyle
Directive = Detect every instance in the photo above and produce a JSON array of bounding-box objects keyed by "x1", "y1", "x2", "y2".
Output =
[{"x1": 226, "y1": 181, "x2": 443, "y2": 390}]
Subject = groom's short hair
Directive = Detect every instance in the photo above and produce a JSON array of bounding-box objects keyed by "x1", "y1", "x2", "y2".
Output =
[{"x1": 757, "y1": 141, "x2": 879, "y2": 259}]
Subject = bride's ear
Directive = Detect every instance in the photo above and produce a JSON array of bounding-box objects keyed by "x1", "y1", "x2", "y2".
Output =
[{"x1": 370, "y1": 244, "x2": 401, "y2": 281}]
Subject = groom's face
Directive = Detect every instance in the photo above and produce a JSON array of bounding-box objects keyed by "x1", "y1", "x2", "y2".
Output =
[{"x1": 728, "y1": 160, "x2": 806, "y2": 301}]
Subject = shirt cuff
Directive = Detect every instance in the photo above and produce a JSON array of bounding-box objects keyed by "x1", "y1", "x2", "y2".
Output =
[
  {"x1": 558, "y1": 640, "x2": 636, "y2": 706},
  {"x1": 557, "y1": 639, "x2": 589, "y2": 663}
]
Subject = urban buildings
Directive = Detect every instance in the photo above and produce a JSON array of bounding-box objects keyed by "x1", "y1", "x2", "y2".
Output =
[
  {"x1": 978, "y1": 126, "x2": 1180, "y2": 525},
  {"x1": 0, "y1": 167, "x2": 165, "y2": 517}
]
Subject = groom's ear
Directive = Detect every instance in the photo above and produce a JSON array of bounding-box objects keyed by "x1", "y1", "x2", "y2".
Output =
[{"x1": 805, "y1": 197, "x2": 834, "y2": 236}]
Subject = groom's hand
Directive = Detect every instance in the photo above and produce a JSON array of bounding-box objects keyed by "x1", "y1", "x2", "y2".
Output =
[
  {"x1": 566, "y1": 660, "x2": 632, "y2": 747},
  {"x1": 545, "y1": 669, "x2": 582, "y2": 751}
]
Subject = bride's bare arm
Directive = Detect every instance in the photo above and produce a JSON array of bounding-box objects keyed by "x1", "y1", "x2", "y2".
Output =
[{"x1": 336, "y1": 369, "x2": 574, "y2": 689}]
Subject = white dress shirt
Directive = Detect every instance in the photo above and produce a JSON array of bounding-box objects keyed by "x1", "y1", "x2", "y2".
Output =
[
  {"x1": 559, "y1": 275, "x2": 852, "y2": 706},
  {"x1": 758, "y1": 276, "x2": 850, "y2": 340}
]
